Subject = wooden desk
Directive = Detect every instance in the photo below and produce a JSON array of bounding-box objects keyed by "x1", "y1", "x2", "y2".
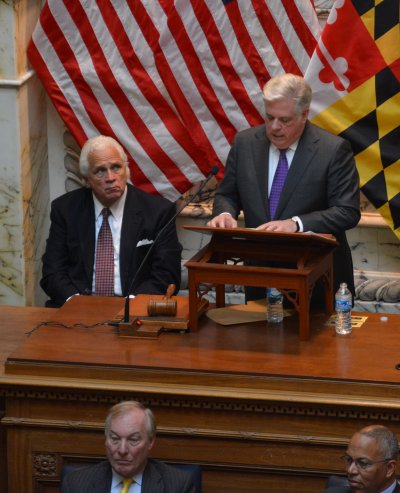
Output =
[
  {"x1": 0, "y1": 306, "x2": 55, "y2": 493},
  {"x1": 1, "y1": 298, "x2": 400, "y2": 493}
]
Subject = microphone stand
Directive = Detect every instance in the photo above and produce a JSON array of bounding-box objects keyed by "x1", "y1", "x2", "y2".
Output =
[{"x1": 118, "y1": 165, "x2": 219, "y2": 333}]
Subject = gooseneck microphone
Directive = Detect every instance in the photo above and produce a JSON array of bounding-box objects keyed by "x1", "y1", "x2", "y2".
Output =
[{"x1": 121, "y1": 165, "x2": 219, "y2": 324}]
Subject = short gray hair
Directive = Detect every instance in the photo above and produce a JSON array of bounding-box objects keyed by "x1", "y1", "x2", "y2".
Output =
[
  {"x1": 104, "y1": 400, "x2": 156, "y2": 441},
  {"x1": 359, "y1": 425, "x2": 399, "y2": 460},
  {"x1": 262, "y1": 73, "x2": 312, "y2": 114},
  {"x1": 79, "y1": 135, "x2": 129, "y2": 177}
]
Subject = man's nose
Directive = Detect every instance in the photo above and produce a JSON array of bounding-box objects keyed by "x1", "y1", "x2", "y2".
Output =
[
  {"x1": 118, "y1": 440, "x2": 128, "y2": 454},
  {"x1": 271, "y1": 118, "x2": 283, "y2": 130},
  {"x1": 105, "y1": 168, "x2": 116, "y2": 180},
  {"x1": 347, "y1": 460, "x2": 358, "y2": 475}
]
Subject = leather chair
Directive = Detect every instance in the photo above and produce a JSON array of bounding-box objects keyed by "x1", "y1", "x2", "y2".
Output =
[
  {"x1": 170, "y1": 463, "x2": 202, "y2": 493},
  {"x1": 324, "y1": 474, "x2": 349, "y2": 489}
]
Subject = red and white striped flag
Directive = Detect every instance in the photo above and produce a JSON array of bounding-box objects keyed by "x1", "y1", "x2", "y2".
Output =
[{"x1": 28, "y1": 0, "x2": 320, "y2": 200}]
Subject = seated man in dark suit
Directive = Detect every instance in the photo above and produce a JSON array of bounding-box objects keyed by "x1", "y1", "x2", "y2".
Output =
[
  {"x1": 41, "y1": 135, "x2": 182, "y2": 307},
  {"x1": 324, "y1": 424, "x2": 399, "y2": 493},
  {"x1": 61, "y1": 400, "x2": 196, "y2": 493}
]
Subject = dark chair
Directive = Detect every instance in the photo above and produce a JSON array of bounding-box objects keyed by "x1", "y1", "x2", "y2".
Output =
[
  {"x1": 61, "y1": 462, "x2": 202, "y2": 493},
  {"x1": 324, "y1": 474, "x2": 349, "y2": 490},
  {"x1": 60, "y1": 465, "x2": 84, "y2": 482},
  {"x1": 170, "y1": 463, "x2": 202, "y2": 493}
]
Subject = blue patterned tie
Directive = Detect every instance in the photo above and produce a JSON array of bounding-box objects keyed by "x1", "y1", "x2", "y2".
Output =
[{"x1": 269, "y1": 149, "x2": 288, "y2": 220}]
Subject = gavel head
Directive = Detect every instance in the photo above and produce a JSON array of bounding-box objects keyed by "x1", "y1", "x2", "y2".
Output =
[
  {"x1": 147, "y1": 299, "x2": 177, "y2": 317},
  {"x1": 147, "y1": 284, "x2": 177, "y2": 317}
]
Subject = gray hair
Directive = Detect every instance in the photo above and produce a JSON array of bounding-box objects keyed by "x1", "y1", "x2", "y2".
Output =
[
  {"x1": 359, "y1": 425, "x2": 399, "y2": 460},
  {"x1": 262, "y1": 73, "x2": 312, "y2": 114},
  {"x1": 104, "y1": 401, "x2": 156, "y2": 441},
  {"x1": 79, "y1": 135, "x2": 129, "y2": 177}
]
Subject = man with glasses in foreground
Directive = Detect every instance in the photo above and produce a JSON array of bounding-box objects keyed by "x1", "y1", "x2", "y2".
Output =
[
  {"x1": 41, "y1": 135, "x2": 182, "y2": 307},
  {"x1": 208, "y1": 73, "x2": 360, "y2": 304},
  {"x1": 324, "y1": 424, "x2": 399, "y2": 493}
]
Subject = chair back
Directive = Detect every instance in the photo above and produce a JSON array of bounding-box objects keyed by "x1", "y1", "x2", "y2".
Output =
[
  {"x1": 325, "y1": 474, "x2": 349, "y2": 489},
  {"x1": 171, "y1": 463, "x2": 202, "y2": 493}
]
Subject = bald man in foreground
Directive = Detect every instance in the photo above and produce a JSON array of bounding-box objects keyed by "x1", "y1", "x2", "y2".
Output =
[{"x1": 324, "y1": 425, "x2": 399, "y2": 493}]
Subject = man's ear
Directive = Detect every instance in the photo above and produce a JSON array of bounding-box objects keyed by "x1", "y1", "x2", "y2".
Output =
[
  {"x1": 148, "y1": 437, "x2": 155, "y2": 452},
  {"x1": 386, "y1": 459, "x2": 397, "y2": 478}
]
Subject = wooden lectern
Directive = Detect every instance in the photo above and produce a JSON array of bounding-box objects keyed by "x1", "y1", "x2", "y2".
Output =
[{"x1": 184, "y1": 226, "x2": 338, "y2": 340}]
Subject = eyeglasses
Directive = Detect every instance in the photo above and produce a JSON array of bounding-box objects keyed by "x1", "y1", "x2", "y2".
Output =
[
  {"x1": 91, "y1": 164, "x2": 125, "y2": 179},
  {"x1": 341, "y1": 455, "x2": 391, "y2": 470}
]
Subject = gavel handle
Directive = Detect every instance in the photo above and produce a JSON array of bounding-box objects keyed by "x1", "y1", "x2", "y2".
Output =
[{"x1": 165, "y1": 284, "x2": 176, "y2": 299}]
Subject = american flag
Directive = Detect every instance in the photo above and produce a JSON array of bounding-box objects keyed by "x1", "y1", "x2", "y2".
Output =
[{"x1": 28, "y1": 0, "x2": 320, "y2": 201}]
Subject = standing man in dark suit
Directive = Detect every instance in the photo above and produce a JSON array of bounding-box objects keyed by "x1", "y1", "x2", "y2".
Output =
[
  {"x1": 61, "y1": 401, "x2": 196, "y2": 493},
  {"x1": 324, "y1": 424, "x2": 399, "y2": 493},
  {"x1": 41, "y1": 135, "x2": 182, "y2": 307},
  {"x1": 208, "y1": 73, "x2": 360, "y2": 301}
]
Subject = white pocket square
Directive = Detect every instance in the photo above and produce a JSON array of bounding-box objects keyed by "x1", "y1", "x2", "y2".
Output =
[{"x1": 136, "y1": 239, "x2": 154, "y2": 247}]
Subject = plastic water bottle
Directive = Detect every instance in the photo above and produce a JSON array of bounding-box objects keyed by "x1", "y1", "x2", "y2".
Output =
[
  {"x1": 266, "y1": 288, "x2": 284, "y2": 323},
  {"x1": 335, "y1": 282, "x2": 352, "y2": 335}
]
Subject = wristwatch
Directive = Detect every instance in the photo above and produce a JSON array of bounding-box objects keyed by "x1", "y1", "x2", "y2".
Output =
[{"x1": 291, "y1": 216, "x2": 300, "y2": 232}]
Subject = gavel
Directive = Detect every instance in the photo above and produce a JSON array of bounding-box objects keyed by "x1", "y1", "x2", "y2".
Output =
[{"x1": 147, "y1": 284, "x2": 177, "y2": 317}]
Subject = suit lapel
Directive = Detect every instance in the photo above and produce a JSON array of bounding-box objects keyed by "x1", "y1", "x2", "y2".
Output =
[
  {"x1": 142, "y1": 460, "x2": 163, "y2": 492},
  {"x1": 120, "y1": 185, "x2": 142, "y2": 295},
  {"x1": 89, "y1": 461, "x2": 112, "y2": 493},
  {"x1": 275, "y1": 122, "x2": 319, "y2": 219},
  {"x1": 79, "y1": 190, "x2": 96, "y2": 286},
  {"x1": 252, "y1": 126, "x2": 270, "y2": 217}
]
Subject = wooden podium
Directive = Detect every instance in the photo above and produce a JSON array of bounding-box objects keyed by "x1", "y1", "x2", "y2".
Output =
[{"x1": 184, "y1": 226, "x2": 338, "y2": 340}]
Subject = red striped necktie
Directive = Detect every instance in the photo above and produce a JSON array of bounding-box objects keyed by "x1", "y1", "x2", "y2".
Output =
[{"x1": 94, "y1": 208, "x2": 114, "y2": 296}]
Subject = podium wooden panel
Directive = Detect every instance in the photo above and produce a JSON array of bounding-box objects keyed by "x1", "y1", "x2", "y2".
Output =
[
  {"x1": 184, "y1": 226, "x2": 337, "y2": 339},
  {"x1": 2, "y1": 299, "x2": 400, "y2": 493}
]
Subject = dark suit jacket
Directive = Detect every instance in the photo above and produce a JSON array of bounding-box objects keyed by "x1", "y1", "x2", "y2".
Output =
[
  {"x1": 212, "y1": 122, "x2": 360, "y2": 297},
  {"x1": 61, "y1": 459, "x2": 196, "y2": 493},
  {"x1": 41, "y1": 184, "x2": 182, "y2": 307},
  {"x1": 323, "y1": 481, "x2": 400, "y2": 492}
]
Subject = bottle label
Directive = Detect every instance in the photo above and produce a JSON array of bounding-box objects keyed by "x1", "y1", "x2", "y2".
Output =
[
  {"x1": 267, "y1": 288, "x2": 282, "y2": 303},
  {"x1": 335, "y1": 299, "x2": 351, "y2": 310}
]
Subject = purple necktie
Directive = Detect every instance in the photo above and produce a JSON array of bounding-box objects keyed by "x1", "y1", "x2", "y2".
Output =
[
  {"x1": 94, "y1": 208, "x2": 114, "y2": 296},
  {"x1": 269, "y1": 149, "x2": 288, "y2": 220}
]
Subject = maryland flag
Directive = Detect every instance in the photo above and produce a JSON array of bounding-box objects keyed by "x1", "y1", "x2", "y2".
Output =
[{"x1": 305, "y1": 0, "x2": 400, "y2": 239}]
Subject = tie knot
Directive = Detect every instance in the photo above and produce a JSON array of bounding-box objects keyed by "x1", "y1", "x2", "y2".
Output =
[
  {"x1": 101, "y1": 207, "x2": 111, "y2": 219},
  {"x1": 279, "y1": 148, "x2": 287, "y2": 156},
  {"x1": 120, "y1": 478, "x2": 133, "y2": 493}
]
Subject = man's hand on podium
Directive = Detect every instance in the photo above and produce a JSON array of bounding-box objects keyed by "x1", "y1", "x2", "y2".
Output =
[
  {"x1": 207, "y1": 212, "x2": 238, "y2": 228},
  {"x1": 256, "y1": 218, "x2": 298, "y2": 233}
]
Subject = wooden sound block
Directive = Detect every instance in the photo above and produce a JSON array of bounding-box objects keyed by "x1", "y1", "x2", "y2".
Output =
[
  {"x1": 118, "y1": 318, "x2": 163, "y2": 339},
  {"x1": 116, "y1": 295, "x2": 209, "y2": 331}
]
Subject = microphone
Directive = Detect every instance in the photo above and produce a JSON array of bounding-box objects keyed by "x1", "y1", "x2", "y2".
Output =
[{"x1": 121, "y1": 165, "x2": 219, "y2": 324}]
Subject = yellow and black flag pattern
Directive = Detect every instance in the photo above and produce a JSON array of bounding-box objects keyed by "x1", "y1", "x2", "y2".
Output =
[{"x1": 306, "y1": 0, "x2": 400, "y2": 238}]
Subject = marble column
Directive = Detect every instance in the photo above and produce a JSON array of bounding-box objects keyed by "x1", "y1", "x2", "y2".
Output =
[{"x1": 0, "y1": 0, "x2": 47, "y2": 306}]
